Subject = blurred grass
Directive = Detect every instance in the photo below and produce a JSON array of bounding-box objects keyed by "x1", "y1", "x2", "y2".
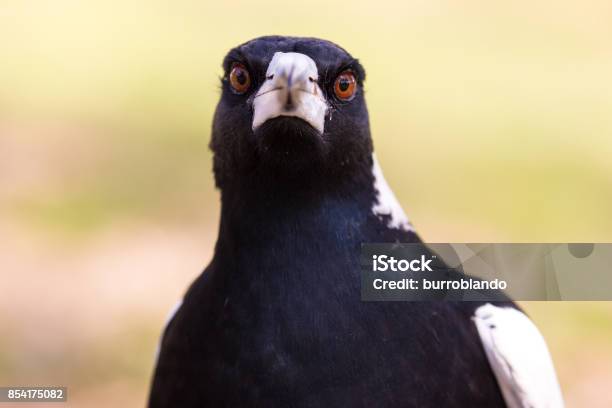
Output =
[
  {"x1": 1, "y1": 0, "x2": 612, "y2": 406},
  {"x1": 8, "y1": 128, "x2": 212, "y2": 234}
]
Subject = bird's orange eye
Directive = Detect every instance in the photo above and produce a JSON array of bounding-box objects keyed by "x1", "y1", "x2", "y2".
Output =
[
  {"x1": 229, "y1": 63, "x2": 251, "y2": 94},
  {"x1": 334, "y1": 71, "x2": 356, "y2": 101}
]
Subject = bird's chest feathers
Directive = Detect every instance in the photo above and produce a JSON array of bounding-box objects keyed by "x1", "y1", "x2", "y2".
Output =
[{"x1": 224, "y1": 205, "x2": 364, "y2": 288}]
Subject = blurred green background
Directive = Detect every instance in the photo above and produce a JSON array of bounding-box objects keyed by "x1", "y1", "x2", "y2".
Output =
[{"x1": 1, "y1": 0, "x2": 611, "y2": 406}]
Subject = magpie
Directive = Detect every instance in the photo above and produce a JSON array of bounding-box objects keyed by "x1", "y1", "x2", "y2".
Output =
[{"x1": 149, "y1": 36, "x2": 563, "y2": 407}]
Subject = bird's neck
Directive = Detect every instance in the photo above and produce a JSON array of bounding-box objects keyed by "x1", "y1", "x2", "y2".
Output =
[
  {"x1": 216, "y1": 170, "x2": 376, "y2": 246},
  {"x1": 212, "y1": 156, "x2": 417, "y2": 262}
]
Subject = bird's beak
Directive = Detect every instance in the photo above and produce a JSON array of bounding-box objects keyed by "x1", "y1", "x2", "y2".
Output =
[{"x1": 251, "y1": 52, "x2": 328, "y2": 134}]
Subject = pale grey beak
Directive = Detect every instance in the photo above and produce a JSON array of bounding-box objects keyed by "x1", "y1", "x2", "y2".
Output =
[{"x1": 252, "y1": 52, "x2": 328, "y2": 133}]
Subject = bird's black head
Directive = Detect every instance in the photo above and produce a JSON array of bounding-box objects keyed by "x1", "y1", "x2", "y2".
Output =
[{"x1": 210, "y1": 36, "x2": 373, "y2": 192}]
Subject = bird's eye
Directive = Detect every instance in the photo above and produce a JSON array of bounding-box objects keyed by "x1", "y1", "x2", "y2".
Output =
[
  {"x1": 229, "y1": 63, "x2": 251, "y2": 94},
  {"x1": 333, "y1": 71, "x2": 357, "y2": 101}
]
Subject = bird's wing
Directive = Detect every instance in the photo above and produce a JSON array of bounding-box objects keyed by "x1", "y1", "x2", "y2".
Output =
[{"x1": 472, "y1": 303, "x2": 564, "y2": 408}]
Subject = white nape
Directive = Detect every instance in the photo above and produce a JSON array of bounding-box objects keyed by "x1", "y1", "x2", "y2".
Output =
[
  {"x1": 473, "y1": 303, "x2": 564, "y2": 408},
  {"x1": 154, "y1": 299, "x2": 183, "y2": 363},
  {"x1": 251, "y1": 52, "x2": 328, "y2": 133},
  {"x1": 371, "y1": 154, "x2": 413, "y2": 231}
]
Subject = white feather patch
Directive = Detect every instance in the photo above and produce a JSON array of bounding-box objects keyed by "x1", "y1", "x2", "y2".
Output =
[
  {"x1": 371, "y1": 154, "x2": 413, "y2": 231},
  {"x1": 473, "y1": 303, "x2": 564, "y2": 408}
]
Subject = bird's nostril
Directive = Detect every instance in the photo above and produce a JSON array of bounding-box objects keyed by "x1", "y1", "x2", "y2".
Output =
[
  {"x1": 308, "y1": 77, "x2": 315, "y2": 83},
  {"x1": 267, "y1": 74, "x2": 274, "y2": 80}
]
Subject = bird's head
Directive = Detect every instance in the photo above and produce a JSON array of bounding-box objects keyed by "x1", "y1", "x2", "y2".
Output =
[{"x1": 210, "y1": 36, "x2": 372, "y2": 191}]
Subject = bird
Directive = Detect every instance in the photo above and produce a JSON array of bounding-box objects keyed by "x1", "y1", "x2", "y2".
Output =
[{"x1": 148, "y1": 36, "x2": 564, "y2": 408}]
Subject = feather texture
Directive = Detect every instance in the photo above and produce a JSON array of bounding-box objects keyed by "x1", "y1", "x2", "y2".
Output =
[{"x1": 473, "y1": 303, "x2": 564, "y2": 408}]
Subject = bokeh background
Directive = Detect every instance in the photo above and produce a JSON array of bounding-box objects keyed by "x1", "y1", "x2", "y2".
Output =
[{"x1": 1, "y1": 0, "x2": 612, "y2": 406}]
